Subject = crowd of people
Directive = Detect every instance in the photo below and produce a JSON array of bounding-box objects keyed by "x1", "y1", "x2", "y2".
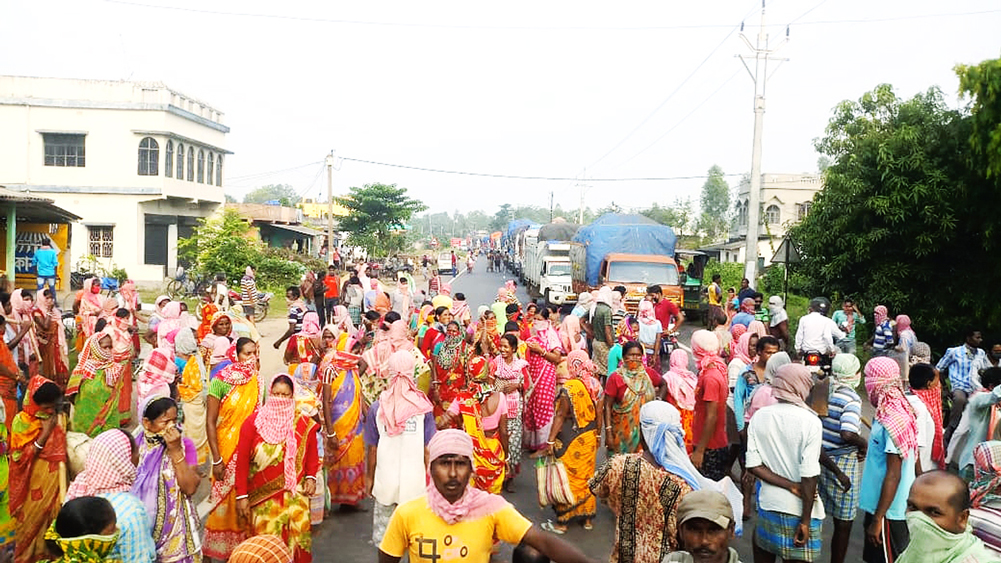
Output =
[{"x1": 0, "y1": 261, "x2": 1000, "y2": 563}]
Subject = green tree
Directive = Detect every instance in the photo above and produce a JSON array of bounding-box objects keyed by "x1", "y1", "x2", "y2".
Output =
[
  {"x1": 490, "y1": 204, "x2": 513, "y2": 231},
  {"x1": 788, "y1": 77, "x2": 1001, "y2": 344},
  {"x1": 696, "y1": 165, "x2": 730, "y2": 241},
  {"x1": 336, "y1": 183, "x2": 427, "y2": 257},
  {"x1": 641, "y1": 198, "x2": 694, "y2": 236},
  {"x1": 243, "y1": 184, "x2": 301, "y2": 206}
]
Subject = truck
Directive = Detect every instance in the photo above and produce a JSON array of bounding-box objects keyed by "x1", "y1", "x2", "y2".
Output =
[
  {"x1": 503, "y1": 219, "x2": 538, "y2": 278},
  {"x1": 524, "y1": 222, "x2": 580, "y2": 306},
  {"x1": 569, "y1": 213, "x2": 683, "y2": 313}
]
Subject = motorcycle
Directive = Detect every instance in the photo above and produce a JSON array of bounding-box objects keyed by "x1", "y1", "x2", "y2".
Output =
[
  {"x1": 224, "y1": 289, "x2": 273, "y2": 322},
  {"x1": 801, "y1": 349, "x2": 832, "y2": 416}
]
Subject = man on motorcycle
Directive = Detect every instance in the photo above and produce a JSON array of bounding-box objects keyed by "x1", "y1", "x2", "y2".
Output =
[{"x1": 794, "y1": 297, "x2": 845, "y2": 359}]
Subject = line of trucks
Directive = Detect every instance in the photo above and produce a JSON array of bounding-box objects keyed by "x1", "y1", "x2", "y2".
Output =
[{"x1": 505, "y1": 213, "x2": 704, "y2": 314}]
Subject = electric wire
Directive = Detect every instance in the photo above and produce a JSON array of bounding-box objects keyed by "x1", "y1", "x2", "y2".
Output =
[{"x1": 338, "y1": 156, "x2": 743, "y2": 182}]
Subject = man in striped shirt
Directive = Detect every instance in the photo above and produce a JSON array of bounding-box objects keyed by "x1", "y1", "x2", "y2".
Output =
[
  {"x1": 819, "y1": 353, "x2": 868, "y2": 563},
  {"x1": 937, "y1": 329, "x2": 988, "y2": 444},
  {"x1": 240, "y1": 266, "x2": 258, "y2": 319}
]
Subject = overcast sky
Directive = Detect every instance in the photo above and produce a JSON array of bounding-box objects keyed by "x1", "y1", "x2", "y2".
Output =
[{"x1": 3, "y1": 0, "x2": 999, "y2": 215}]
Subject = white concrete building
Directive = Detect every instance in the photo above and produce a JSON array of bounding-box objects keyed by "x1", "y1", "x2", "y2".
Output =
[
  {"x1": 0, "y1": 75, "x2": 230, "y2": 284},
  {"x1": 710, "y1": 173, "x2": 822, "y2": 266}
]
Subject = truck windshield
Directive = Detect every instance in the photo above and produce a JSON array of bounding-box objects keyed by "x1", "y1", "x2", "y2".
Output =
[
  {"x1": 607, "y1": 261, "x2": 679, "y2": 285},
  {"x1": 547, "y1": 263, "x2": 572, "y2": 276}
]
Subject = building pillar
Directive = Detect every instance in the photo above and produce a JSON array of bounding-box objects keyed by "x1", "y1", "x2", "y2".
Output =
[
  {"x1": 167, "y1": 222, "x2": 178, "y2": 276},
  {"x1": 5, "y1": 205, "x2": 15, "y2": 288}
]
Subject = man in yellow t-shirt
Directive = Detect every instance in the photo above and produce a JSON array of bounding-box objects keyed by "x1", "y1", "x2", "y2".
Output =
[
  {"x1": 378, "y1": 430, "x2": 597, "y2": 563},
  {"x1": 707, "y1": 274, "x2": 724, "y2": 326}
]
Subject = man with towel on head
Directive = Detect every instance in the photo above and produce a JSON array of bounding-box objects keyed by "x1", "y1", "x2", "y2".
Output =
[{"x1": 378, "y1": 429, "x2": 597, "y2": 563}]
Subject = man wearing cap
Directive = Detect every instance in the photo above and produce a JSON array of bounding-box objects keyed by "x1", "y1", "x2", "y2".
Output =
[
  {"x1": 665, "y1": 490, "x2": 742, "y2": 563},
  {"x1": 379, "y1": 429, "x2": 596, "y2": 563}
]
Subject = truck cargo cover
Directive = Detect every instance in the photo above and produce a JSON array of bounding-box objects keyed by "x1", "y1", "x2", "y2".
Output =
[
  {"x1": 538, "y1": 222, "x2": 580, "y2": 242},
  {"x1": 572, "y1": 213, "x2": 677, "y2": 287}
]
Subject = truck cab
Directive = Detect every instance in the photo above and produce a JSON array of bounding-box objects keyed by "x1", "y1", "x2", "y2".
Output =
[
  {"x1": 539, "y1": 257, "x2": 575, "y2": 305},
  {"x1": 600, "y1": 253, "x2": 683, "y2": 313}
]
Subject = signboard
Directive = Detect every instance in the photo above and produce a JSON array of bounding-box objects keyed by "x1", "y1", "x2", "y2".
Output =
[
  {"x1": 450, "y1": 237, "x2": 462, "y2": 247},
  {"x1": 16, "y1": 229, "x2": 61, "y2": 274},
  {"x1": 770, "y1": 238, "x2": 800, "y2": 264}
]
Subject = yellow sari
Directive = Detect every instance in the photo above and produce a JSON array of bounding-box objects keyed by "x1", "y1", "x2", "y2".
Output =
[
  {"x1": 177, "y1": 355, "x2": 209, "y2": 465},
  {"x1": 322, "y1": 341, "x2": 366, "y2": 506},
  {"x1": 552, "y1": 378, "x2": 599, "y2": 525},
  {"x1": 204, "y1": 366, "x2": 259, "y2": 560}
]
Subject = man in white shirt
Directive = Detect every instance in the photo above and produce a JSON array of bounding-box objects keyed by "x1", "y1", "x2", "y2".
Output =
[
  {"x1": 746, "y1": 363, "x2": 825, "y2": 563},
  {"x1": 794, "y1": 298, "x2": 845, "y2": 357}
]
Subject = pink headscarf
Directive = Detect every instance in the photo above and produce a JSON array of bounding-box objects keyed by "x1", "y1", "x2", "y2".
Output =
[
  {"x1": 256, "y1": 374, "x2": 298, "y2": 492},
  {"x1": 865, "y1": 357, "x2": 918, "y2": 457},
  {"x1": 747, "y1": 320, "x2": 767, "y2": 338},
  {"x1": 692, "y1": 329, "x2": 726, "y2": 373},
  {"x1": 733, "y1": 331, "x2": 754, "y2": 366},
  {"x1": 378, "y1": 350, "x2": 433, "y2": 437},
  {"x1": 874, "y1": 305, "x2": 888, "y2": 325},
  {"x1": 388, "y1": 319, "x2": 413, "y2": 351},
  {"x1": 730, "y1": 323, "x2": 747, "y2": 340},
  {"x1": 558, "y1": 315, "x2": 583, "y2": 352},
  {"x1": 564, "y1": 349, "x2": 601, "y2": 401},
  {"x1": 425, "y1": 430, "x2": 508, "y2": 524},
  {"x1": 156, "y1": 302, "x2": 183, "y2": 347},
  {"x1": 638, "y1": 300, "x2": 657, "y2": 326},
  {"x1": 665, "y1": 349, "x2": 697, "y2": 411},
  {"x1": 739, "y1": 298, "x2": 755, "y2": 314},
  {"x1": 332, "y1": 305, "x2": 354, "y2": 334},
  {"x1": 895, "y1": 315, "x2": 911, "y2": 331},
  {"x1": 301, "y1": 311, "x2": 321, "y2": 338},
  {"x1": 66, "y1": 428, "x2": 136, "y2": 500},
  {"x1": 771, "y1": 364, "x2": 813, "y2": 409}
]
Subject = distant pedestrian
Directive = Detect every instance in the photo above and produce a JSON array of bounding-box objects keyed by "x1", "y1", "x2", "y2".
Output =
[
  {"x1": 240, "y1": 266, "x2": 258, "y2": 319},
  {"x1": 832, "y1": 299, "x2": 864, "y2": 354},
  {"x1": 869, "y1": 305, "x2": 895, "y2": 357},
  {"x1": 691, "y1": 330, "x2": 730, "y2": 481},
  {"x1": 936, "y1": 328, "x2": 988, "y2": 445},
  {"x1": 737, "y1": 278, "x2": 755, "y2": 303},
  {"x1": 31, "y1": 239, "x2": 58, "y2": 291},
  {"x1": 324, "y1": 265, "x2": 340, "y2": 317},
  {"x1": 767, "y1": 296, "x2": 790, "y2": 351},
  {"x1": 707, "y1": 274, "x2": 724, "y2": 328}
]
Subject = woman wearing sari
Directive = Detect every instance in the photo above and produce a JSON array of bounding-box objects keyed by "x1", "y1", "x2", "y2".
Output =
[
  {"x1": 523, "y1": 308, "x2": 565, "y2": 452},
  {"x1": 663, "y1": 349, "x2": 697, "y2": 449},
  {"x1": 199, "y1": 311, "x2": 234, "y2": 373},
  {"x1": 558, "y1": 314, "x2": 586, "y2": 354},
  {"x1": 67, "y1": 328, "x2": 129, "y2": 437},
  {"x1": 108, "y1": 309, "x2": 137, "y2": 425},
  {"x1": 236, "y1": 375, "x2": 319, "y2": 563},
  {"x1": 196, "y1": 294, "x2": 219, "y2": 342},
  {"x1": 429, "y1": 322, "x2": 468, "y2": 417},
  {"x1": 603, "y1": 341, "x2": 661, "y2": 456},
  {"x1": 284, "y1": 312, "x2": 322, "y2": 371},
  {"x1": 175, "y1": 328, "x2": 209, "y2": 466},
  {"x1": 359, "y1": 313, "x2": 401, "y2": 407},
  {"x1": 133, "y1": 395, "x2": 202, "y2": 563},
  {"x1": 10, "y1": 376, "x2": 66, "y2": 563},
  {"x1": 471, "y1": 310, "x2": 500, "y2": 358},
  {"x1": 10, "y1": 290, "x2": 39, "y2": 378},
  {"x1": 541, "y1": 350, "x2": 602, "y2": 533},
  {"x1": 0, "y1": 407, "x2": 13, "y2": 554},
  {"x1": 205, "y1": 337, "x2": 260, "y2": 561},
  {"x1": 118, "y1": 280, "x2": 141, "y2": 349},
  {"x1": 492, "y1": 333, "x2": 527, "y2": 491},
  {"x1": 137, "y1": 330, "x2": 177, "y2": 407},
  {"x1": 31, "y1": 289, "x2": 68, "y2": 388},
  {"x1": 77, "y1": 279, "x2": 105, "y2": 351},
  {"x1": 320, "y1": 336, "x2": 366, "y2": 508},
  {"x1": 440, "y1": 356, "x2": 507, "y2": 494}
]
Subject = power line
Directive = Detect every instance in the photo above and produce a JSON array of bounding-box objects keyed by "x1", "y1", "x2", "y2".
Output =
[
  {"x1": 103, "y1": 0, "x2": 1001, "y2": 29},
  {"x1": 226, "y1": 161, "x2": 323, "y2": 182},
  {"x1": 339, "y1": 155, "x2": 743, "y2": 182},
  {"x1": 582, "y1": 2, "x2": 760, "y2": 172},
  {"x1": 609, "y1": 70, "x2": 742, "y2": 171}
]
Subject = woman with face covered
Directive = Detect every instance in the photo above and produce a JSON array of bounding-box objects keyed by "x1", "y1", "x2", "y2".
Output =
[
  {"x1": 31, "y1": 288, "x2": 69, "y2": 388},
  {"x1": 235, "y1": 375, "x2": 320, "y2": 563},
  {"x1": 204, "y1": 337, "x2": 260, "y2": 560},
  {"x1": 132, "y1": 395, "x2": 202, "y2": 563},
  {"x1": 67, "y1": 327, "x2": 129, "y2": 437},
  {"x1": 523, "y1": 308, "x2": 566, "y2": 452},
  {"x1": 10, "y1": 376, "x2": 67, "y2": 563},
  {"x1": 66, "y1": 428, "x2": 156, "y2": 563},
  {"x1": 41, "y1": 496, "x2": 119, "y2": 563},
  {"x1": 603, "y1": 341, "x2": 662, "y2": 456}
]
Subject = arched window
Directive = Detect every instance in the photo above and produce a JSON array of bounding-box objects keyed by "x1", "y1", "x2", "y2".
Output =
[
  {"x1": 165, "y1": 140, "x2": 173, "y2": 178},
  {"x1": 765, "y1": 204, "x2": 781, "y2": 225},
  {"x1": 137, "y1": 137, "x2": 159, "y2": 176},
  {"x1": 186, "y1": 146, "x2": 194, "y2": 181},
  {"x1": 207, "y1": 152, "x2": 214, "y2": 185},
  {"x1": 216, "y1": 154, "x2": 223, "y2": 186},
  {"x1": 197, "y1": 149, "x2": 205, "y2": 183},
  {"x1": 176, "y1": 144, "x2": 185, "y2": 179}
]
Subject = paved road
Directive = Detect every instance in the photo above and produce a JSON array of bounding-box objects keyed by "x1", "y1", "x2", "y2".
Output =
[{"x1": 290, "y1": 255, "x2": 868, "y2": 562}]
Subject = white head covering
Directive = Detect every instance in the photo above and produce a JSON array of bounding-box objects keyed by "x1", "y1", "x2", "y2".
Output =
[{"x1": 596, "y1": 286, "x2": 614, "y2": 307}]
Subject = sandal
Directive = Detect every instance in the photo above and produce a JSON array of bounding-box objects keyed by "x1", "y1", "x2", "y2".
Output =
[
  {"x1": 540, "y1": 520, "x2": 566, "y2": 535},
  {"x1": 583, "y1": 521, "x2": 594, "y2": 531}
]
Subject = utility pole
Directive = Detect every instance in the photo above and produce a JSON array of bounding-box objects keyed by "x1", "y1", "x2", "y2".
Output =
[
  {"x1": 325, "y1": 151, "x2": 335, "y2": 265},
  {"x1": 576, "y1": 168, "x2": 588, "y2": 225},
  {"x1": 738, "y1": 1, "x2": 788, "y2": 283},
  {"x1": 549, "y1": 191, "x2": 554, "y2": 222}
]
